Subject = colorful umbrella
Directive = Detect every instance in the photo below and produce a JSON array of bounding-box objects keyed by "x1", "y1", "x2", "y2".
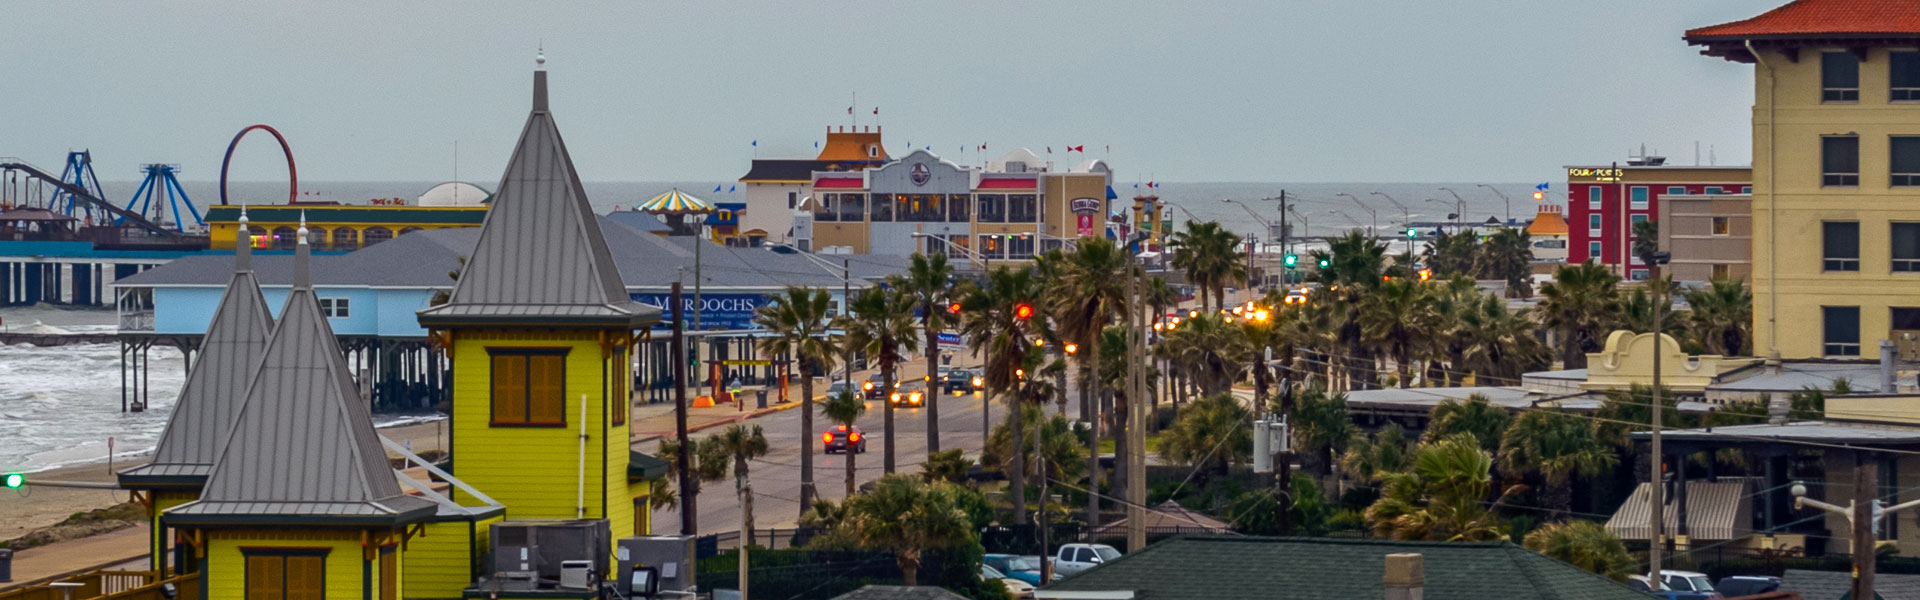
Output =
[{"x1": 639, "y1": 188, "x2": 714, "y2": 215}]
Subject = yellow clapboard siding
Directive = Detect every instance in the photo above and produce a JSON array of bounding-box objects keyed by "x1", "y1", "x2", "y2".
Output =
[
  {"x1": 150, "y1": 490, "x2": 197, "y2": 572},
  {"x1": 449, "y1": 335, "x2": 621, "y2": 524},
  {"x1": 402, "y1": 520, "x2": 481, "y2": 600},
  {"x1": 206, "y1": 532, "x2": 368, "y2": 600}
]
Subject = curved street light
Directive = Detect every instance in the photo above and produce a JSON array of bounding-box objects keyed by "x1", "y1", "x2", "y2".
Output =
[
  {"x1": 1370, "y1": 191, "x2": 1411, "y2": 226},
  {"x1": 1476, "y1": 184, "x2": 1512, "y2": 224},
  {"x1": 1334, "y1": 193, "x2": 1376, "y2": 236}
]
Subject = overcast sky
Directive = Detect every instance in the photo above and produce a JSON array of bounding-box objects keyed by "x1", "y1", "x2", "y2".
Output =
[{"x1": 1, "y1": 2, "x2": 1772, "y2": 184}]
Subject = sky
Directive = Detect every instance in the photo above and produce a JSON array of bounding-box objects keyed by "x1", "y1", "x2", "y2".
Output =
[{"x1": 0, "y1": 2, "x2": 1773, "y2": 184}]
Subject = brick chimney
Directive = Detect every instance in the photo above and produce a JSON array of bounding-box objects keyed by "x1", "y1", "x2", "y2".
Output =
[{"x1": 1384, "y1": 553, "x2": 1424, "y2": 600}]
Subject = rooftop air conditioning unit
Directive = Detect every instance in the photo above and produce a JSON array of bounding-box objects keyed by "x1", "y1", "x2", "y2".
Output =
[
  {"x1": 559, "y1": 560, "x2": 594, "y2": 590},
  {"x1": 1894, "y1": 330, "x2": 1920, "y2": 362},
  {"x1": 489, "y1": 520, "x2": 611, "y2": 586}
]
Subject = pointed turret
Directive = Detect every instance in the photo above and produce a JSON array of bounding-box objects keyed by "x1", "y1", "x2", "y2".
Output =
[
  {"x1": 170, "y1": 220, "x2": 434, "y2": 526},
  {"x1": 417, "y1": 57, "x2": 659, "y2": 328},
  {"x1": 119, "y1": 210, "x2": 273, "y2": 488}
]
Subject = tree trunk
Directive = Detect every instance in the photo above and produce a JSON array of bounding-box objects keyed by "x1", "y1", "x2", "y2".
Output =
[
  {"x1": 927, "y1": 326, "x2": 942, "y2": 453},
  {"x1": 1110, "y1": 389, "x2": 1128, "y2": 509},
  {"x1": 800, "y1": 372, "x2": 816, "y2": 514},
  {"x1": 1086, "y1": 356, "x2": 1102, "y2": 531},
  {"x1": 738, "y1": 464, "x2": 752, "y2": 599},
  {"x1": 900, "y1": 556, "x2": 921, "y2": 587},
  {"x1": 883, "y1": 347, "x2": 896, "y2": 474},
  {"x1": 1010, "y1": 393, "x2": 1028, "y2": 525},
  {"x1": 1395, "y1": 345, "x2": 1411, "y2": 389},
  {"x1": 847, "y1": 423, "x2": 858, "y2": 497}
]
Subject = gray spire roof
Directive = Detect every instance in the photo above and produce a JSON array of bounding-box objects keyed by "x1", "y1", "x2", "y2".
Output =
[
  {"x1": 417, "y1": 68, "x2": 659, "y2": 328},
  {"x1": 169, "y1": 230, "x2": 434, "y2": 526},
  {"x1": 120, "y1": 222, "x2": 273, "y2": 488}
]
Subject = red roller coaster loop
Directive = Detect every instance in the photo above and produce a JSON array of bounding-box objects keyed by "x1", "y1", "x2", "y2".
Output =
[{"x1": 219, "y1": 124, "x2": 297, "y2": 205}]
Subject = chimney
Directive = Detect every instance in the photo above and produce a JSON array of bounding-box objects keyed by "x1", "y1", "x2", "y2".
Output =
[
  {"x1": 1767, "y1": 392, "x2": 1789, "y2": 426},
  {"x1": 1766, "y1": 350, "x2": 1782, "y2": 376},
  {"x1": 1383, "y1": 553, "x2": 1423, "y2": 600},
  {"x1": 1881, "y1": 340, "x2": 1896, "y2": 392}
]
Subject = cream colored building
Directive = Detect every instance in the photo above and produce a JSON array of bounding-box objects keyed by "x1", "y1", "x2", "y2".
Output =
[
  {"x1": 1688, "y1": 5, "x2": 1920, "y2": 359},
  {"x1": 1657, "y1": 193, "x2": 1753, "y2": 283}
]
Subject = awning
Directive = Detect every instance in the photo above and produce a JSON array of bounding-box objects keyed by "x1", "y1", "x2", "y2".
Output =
[
  {"x1": 815, "y1": 177, "x2": 863, "y2": 189},
  {"x1": 1605, "y1": 480, "x2": 1753, "y2": 541},
  {"x1": 978, "y1": 178, "x2": 1037, "y2": 189}
]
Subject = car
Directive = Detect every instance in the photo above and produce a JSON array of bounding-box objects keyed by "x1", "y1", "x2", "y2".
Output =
[
  {"x1": 1626, "y1": 571, "x2": 1718, "y2": 600},
  {"x1": 821, "y1": 424, "x2": 867, "y2": 454},
  {"x1": 1052, "y1": 543, "x2": 1120, "y2": 577},
  {"x1": 983, "y1": 554, "x2": 1046, "y2": 586},
  {"x1": 826, "y1": 381, "x2": 856, "y2": 399},
  {"x1": 981, "y1": 564, "x2": 1034, "y2": 599},
  {"x1": 890, "y1": 381, "x2": 927, "y2": 407},
  {"x1": 860, "y1": 374, "x2": 895, "y2": 399},
  {"x1": 942, "y1": 368, "x2": 984, "y2": 394},
  {"x1": 1714, "y1": 575, "x2": 1779, "y2": 597}
]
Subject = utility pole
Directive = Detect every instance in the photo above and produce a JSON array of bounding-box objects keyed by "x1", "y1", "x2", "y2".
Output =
[
  {"x1": 1126, "y1": 237, "x2": 1148, "y2": 552},
  {"x1": 672, "y1": 278, "x2": 697, "y2": 539},
  {"x1": 1276, "y1": 190, "x2": 1289, "y2": 252},
  {"x1": 1646, "y1": 249, "x2": 1671, "y2": 587},
  {"x1": 1853, "y1": 454, "x2": 1877, "y2": 600},
  {"x1": 1036, "y1": 414, "x2": 1052, "y2": 582}
]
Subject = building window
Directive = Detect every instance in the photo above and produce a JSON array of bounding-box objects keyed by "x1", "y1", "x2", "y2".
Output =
[
  {"x1": 612, "y1": 347, "x2": 628, "y2": 426},
  {"x1": 1587, "y1": 186, "x2": 1602, "y2": 209},
  {"x1": 1895, "y1": 223, "x2": 1920, "y2": 272},
  {"x1": 1894, "y1": 51, "x2": 1920, "y2": 101},
  {"x1": 1712, "y1": 217, "x2": 1730, "y2": 236},
  {"x1": 1825, "y1": 221, "x2": 1860, "y2": 272},
  {"x1": 1705, "y1": 186, "x2": 1723, "y2": 195},
  {"x1": 1893, "y1": 307, "x2": 1920, "y2": 331},
  {"x1": 1742, "y1": 186, "x2": 1752, "y2": 193},
  {"x1": 1588, "y1": 214, "x2": 1602, "y2": 233},
  {"x1": 1824, "y1": 136, "x2": 1860, "y2": 186},
  {"x1": 869, "y1": 193, "x2": 895, "y2": 222},
  {"x1": 318, "y1": 298, "x2": 350, "y2": 318},
  {"x1": 1667, "y1": 186, "x2": 1686, "y2": 195},
  {"x1": 787, "y1": 191, "x2": 798, "y2": 210},
  {"x1": 244, "y1": 548, "x2": 328, "y2": 600},
  {"x1": 976, "y1": 194, "x2": 1007, "y2": 223},
  {"x1": 1588, "y1": 241, "x2": 1602, "y2": 259},
  {"x1": 1893, "y1": 137, "x2": 1920, "y2": 186},
  {"x1": 1823, "y1": 51, "x2": 1861, "y2": 102},
  {"x1": 272, "y1": 226, "x2": 298, "y2": 251},
  {"x1": 836, "y1": 193, "x2": 866, "y2": 222},
  {"x1": 363, "y1": 226, "x2": 395, "y2": 246},
  {"x1": 330, "y1": 227, "x2": 358, "y2": 251},
  {"x1": 1712, "y1": 264, "x2": 1730, "y2": 281},
  {"x1": 925, "y1": 234, "x2": 969, "y2": 260},
  {"x1": 1630, "y1": 186, "x2": 1648, "y2": 208},
  {"x1": 1824, "y1": 306, "x2": 1861, "y2": 356},
  {"x1": 1006, "y1": 234, "x2": 1036, "y2": 260},
  {"x1": 490, "y1": 349, "x2": 568, "y2": 426},
  {"x1": 894, "y1": 194, "x2": 942, "y2": 222},
  {"x1": 1008, "y1": 194, "x2": 1039, "y2": 223},
  {"x1": 977, "y1": 234, "x2": 1006, "y2": 260},
  {"x1": 947, "y1": 193, "x2": 970, "y2": 222},
  {"x1": 1630, "y1": 269, "x2": 1650, "y2": 281}
]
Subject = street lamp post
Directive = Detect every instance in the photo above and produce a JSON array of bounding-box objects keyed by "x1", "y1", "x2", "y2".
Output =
[
  {"x1": 1423, "y1": 198, "x2": 1464, "y2": 230},
  {"x1": 1326, "y1": 209, "x2": 1364, "y2": 234},
  {"x1": 1223, "y1": 199, "x2": 1274, "y2": 231},
  {"x1": 1287, "y1": 207, "x2": 1310, "y2": 251},
  {"x1": 1792, "y1": 479, "x2": 1920, "y2": 600},
  {"x1": 1477, "y1": 184, "x2": 1512, "y2": 225},
  {"x1": 1370, "y1": 192, "x2": 1411, "y2": 226},
  {"x1": 1335, "y1": 193, "x2": 1376, "y2": 236}
]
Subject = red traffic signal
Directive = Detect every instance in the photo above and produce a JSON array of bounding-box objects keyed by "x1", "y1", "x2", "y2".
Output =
[
  {"x1": 1014, "y1": 303, "x2": 1034, "y2": 320},
  {"x1": 947, "y1": 302, "x2": 963, "y2": 314}
]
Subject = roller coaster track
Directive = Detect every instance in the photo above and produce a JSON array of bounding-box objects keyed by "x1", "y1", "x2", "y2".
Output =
[{"x1": 0, "y1": 158, "x2": 180, "y2": 237}]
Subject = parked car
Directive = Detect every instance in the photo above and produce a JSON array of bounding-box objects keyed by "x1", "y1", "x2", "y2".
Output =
[
  {"x1": 983, "y1": 554, "x2": 1045, "y2": 585},
  {"x1": 981, "y1": 564, "x2": 1035, "y2": 599},
  {"x1": 1053, "y1": 543, "x2": 1121, "y2": 577},
  {"x1": 860, "y1": 374, "x2": 894, "y2": 399},
  {"x1": 1714, "y1": 575, "x2": 1779, "y2": 597},
  {"x1": 821, "y1": 424, "x2": 867, "y2": 454},
  {"x1": 1626, "y1": 571, "x2": 1718, "y2": 600},
  {"x1": 826, "y1": 381, "x2": 856, "y2": 399},
  {"x1": 890, "y1": 380, "x2": 927, "y2": 407},
  {"x1": 1023, "y1": 556, "x2": 1062, "y2": 582},
  {"x1": 942, "y1": 368, "x2": 984, "y2": 394}
]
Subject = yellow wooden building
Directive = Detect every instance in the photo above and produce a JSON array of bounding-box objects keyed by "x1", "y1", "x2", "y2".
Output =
[
  {"x1": 204, "y1": 205, "x2": 488, "y2": 251},
  {"x1": 414, "y1": 65, "x2": 662, "y2": 555}
]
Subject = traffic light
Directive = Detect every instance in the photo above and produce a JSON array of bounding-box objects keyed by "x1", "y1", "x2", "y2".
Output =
[
  {"x1": 947, "y1": 302, "x2": 962, "y2": 314},
  {"x1": 1317, "y1": 257, "x2": 1331, "y2": 268},
  {"x1": 1014, "y1": 303, "x2": 1034, "y2": 320},
  {"x1": 3, "y1": 472, "x2": 22, "y2": 489},
  {"x1": 1283, "y1": 254, "x2": 1298, "y2": 268},
  {"x1": 1405, "y1": 228, "x2": 1417, "y2": 238}
]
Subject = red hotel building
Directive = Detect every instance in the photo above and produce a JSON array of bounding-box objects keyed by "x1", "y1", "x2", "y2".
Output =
[{"x1": 1565, "y1": 162, "x2": 1750, "y2": 279}]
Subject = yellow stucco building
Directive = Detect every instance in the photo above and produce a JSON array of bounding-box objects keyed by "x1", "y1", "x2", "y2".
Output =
[{"x1": 1688, "y1": 2, "x2": 1920, "y2": 359}]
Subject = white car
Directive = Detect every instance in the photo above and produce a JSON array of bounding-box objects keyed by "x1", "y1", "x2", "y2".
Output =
[
  {"x1": 1051, "y1": 543, "x2": 1121, "y2": 577},
  {"x1": 982, "y1": 564, "x2": 1035, "y2": 599}
]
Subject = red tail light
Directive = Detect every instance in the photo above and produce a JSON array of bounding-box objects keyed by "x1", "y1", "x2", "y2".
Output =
[
  {"x1": 849, "y1": 432, "x2": 862, "y2": 443},
  {"x1": 823, "y1": 432, "x2": 834, "y2": 443}
]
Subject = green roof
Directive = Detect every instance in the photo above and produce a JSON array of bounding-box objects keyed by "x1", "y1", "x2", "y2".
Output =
[{"x1": 1042, "y1": 536, "x2": 1645, "y2": 600}]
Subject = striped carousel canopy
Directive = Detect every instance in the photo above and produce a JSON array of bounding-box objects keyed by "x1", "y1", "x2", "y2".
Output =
[{"x1": 639, "y1": 188, "x2": 713, "y2": 215}]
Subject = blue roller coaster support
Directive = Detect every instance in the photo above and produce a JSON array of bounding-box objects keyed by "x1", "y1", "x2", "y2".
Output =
[
  {"x1": 50, "y1": 151, "x2": 107, "y2": 219},
  {"x1": 121, "y1": 164, "x2": 203, "y2": 232}
]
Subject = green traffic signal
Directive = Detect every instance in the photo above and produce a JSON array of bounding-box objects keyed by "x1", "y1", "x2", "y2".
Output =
[
  {"x1": 1405, "y1": 228, "x2": 1417, "y2": 238},
  {"x1": 3, "y1": 472, "x2": 22, "y2": 489},
  {"x1": 1317, "y1": 257, "x2": 1331, "y2": 268},
  {"x1": 1282, "y1": 254, "x2": 1298, "y2": 268}
]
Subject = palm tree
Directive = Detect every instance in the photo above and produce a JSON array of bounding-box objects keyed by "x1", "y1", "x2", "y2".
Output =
[
  {"x1": 1363, "y1": 433, "x2": 1516, "y2": 542},
  {"x1": 1160, "y1": 393, "x2": 1253, "y2": 509},
  {"x1": 842, "y1": 282, "x2": 922, "y2": 474},
  {"x1": 1286, "y1": 386, "x2": 1357, "y2": 481},
  {"x1": 820, "y1": 390, "x2": 867, "y2": 497},
  {"x1": 921, "y1": 448, "x2": 973, "y2": 484},
  {"x1": 1618, "y1": 277, "x2": 1683, "y2": 337},
  {"x1": 1047, "y1": 238, "x2": 1131, "y2": 526},
  {"x1": 1313, "y1": 231, "x2": 1392, "y2": 389},
  {"x1": 957, "y1": 266, "x2": 1042, "y2": 524},
  {"x1": 1359, "y1": 278, "x2": 1438, "y2": 388},
  {"x1": 698, "y1": 424, "x2": 770, "y2": 595},
  {"x1": 844, "y1": 474, "x2": 978, "y2": 586},
  {"x1": 1685, "y1": 278, "x2": 1752, "y2": 355},
  {"x1": 901, "y1": 252, "x2": 958, "y2": 453},
  {"x1": 980, "y1": 404, "x2": 1089, "y2": 508},
  {"x1": 1157, "y1": 313, "x2": 1252, "y2": 395},
  {"x1": 1452, "y1": 293, "x2": 1550, "y2": 385},
  {"x1": 1480, "y1": 227, "x2": 1535, "y2": 298},
  {"x1": 1537, "y1": 262, "x2": 1622, "y2": 369},
  {"x1": 1341, "y1": 422, "x2": 1414, "y2": 483},
  {"x1": 754, "y1": 286, "x2": 844, "y2": 511},
  {"x1": 1498, "y1": 411, "x2": 1617, "y2": 520},
  {"x1": 1523, "y1": 520, "x2": 1634, "y2": 581},
  {"x1": 1423, "y1": 394, "x2": 1511, "y2": 453},
  {"x1": 1168, "y1": 221, "x2": 1247, "y2": 310}
]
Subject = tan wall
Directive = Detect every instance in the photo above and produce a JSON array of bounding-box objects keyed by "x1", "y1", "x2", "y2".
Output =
[
  {"x1": 1659, "y1": 193, "x2": 1753, "y2": 282},
  {"x1": 1750, "y1": 47, "x2": 1920, "y2": 359},
  {"x1": 813, "y1": 222, "x2": 869, "y2": 254}
]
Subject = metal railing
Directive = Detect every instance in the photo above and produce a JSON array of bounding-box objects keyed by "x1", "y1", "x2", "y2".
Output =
[{"x1": 0, "y1": 570, "x2": 175, "y2": 600}]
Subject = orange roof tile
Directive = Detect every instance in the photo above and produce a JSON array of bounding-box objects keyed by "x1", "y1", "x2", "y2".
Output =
[
  {"x1": 1686, "y1": 0, "x2": 1920, "y2": 39},
  {"x1": 1528, "y1": 207, "x2": 1569, "y2": 236}
]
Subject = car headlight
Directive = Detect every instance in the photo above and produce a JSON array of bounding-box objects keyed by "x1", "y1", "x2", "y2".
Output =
[
  {"x1": 863, "y1": 382, "x2": 873, "y2": 390},
  {"x1": 972, "y1": 377, "x2": 984, "y2": 387}
]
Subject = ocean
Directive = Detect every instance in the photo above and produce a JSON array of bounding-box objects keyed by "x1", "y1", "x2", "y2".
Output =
[{"x1": 0, "y1": 179, "x2": 1538, "y2": 473}]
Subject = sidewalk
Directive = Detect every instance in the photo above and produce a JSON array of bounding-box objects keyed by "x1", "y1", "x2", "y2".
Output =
[{"x1": 1, "y1": 524, "x2": 149, "y2": 588}]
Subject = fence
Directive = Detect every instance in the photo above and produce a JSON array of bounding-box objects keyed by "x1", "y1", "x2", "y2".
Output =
[
  {"x1": 0, "y1": 570, "x2": 191, "y2": 600},
  {"x1": 694, "y1": 548, "x2": 977, "y2": 600}
]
